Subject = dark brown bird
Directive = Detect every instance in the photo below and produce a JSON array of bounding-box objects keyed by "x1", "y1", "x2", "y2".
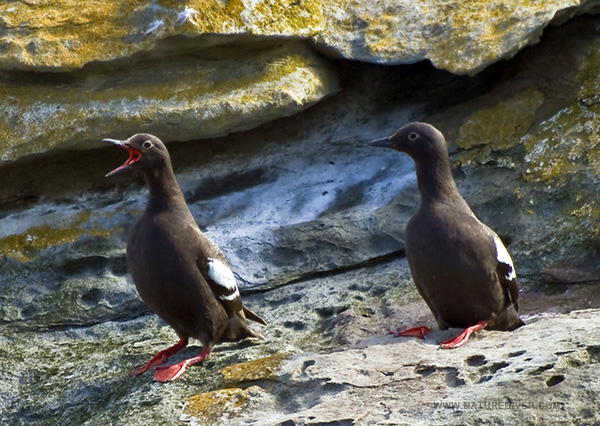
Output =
[
  {"x1": 369, "y1": 122, "x2": 523, "y2": 348},
  {"x1": 105, "y1": 133, "x2": 266, "y2": 381}
]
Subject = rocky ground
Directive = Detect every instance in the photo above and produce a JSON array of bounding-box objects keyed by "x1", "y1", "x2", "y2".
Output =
[
  {"x1": 1, "y1": 2, "x2": 600, "y2": 425},
  {"x1": 3, "y1": 256, "x2": 600, "y2": 425}
]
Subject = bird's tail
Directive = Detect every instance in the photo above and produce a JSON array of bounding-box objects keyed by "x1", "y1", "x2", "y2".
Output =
[
  {"x1": 245, "y1": 325, "x2": 267, "y2": 341},
  {"x1": 243, "y1": 306, "x2": 268, "y2": 326},
  {"x1": 223, "y1": 314, "x2": 267, "y2": 342}
]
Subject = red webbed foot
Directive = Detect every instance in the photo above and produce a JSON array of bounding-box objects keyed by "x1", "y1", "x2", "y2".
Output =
[
  {"x1": 439, "y1": 321, "x2": 487, "y2": 349},
  {"x1": 129, "y1": 338, "x2": 188, "y2": 378},
  {"x1": 391, "y1": 326, "x2": 431, "y2": 339},
  {"x1": 153, "y1": 348, "x2": 211, "y2": 383}
]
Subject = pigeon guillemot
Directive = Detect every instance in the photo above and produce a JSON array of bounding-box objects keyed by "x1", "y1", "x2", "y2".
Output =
[
  {"x1": 105, "y1": 133, "x2": 266, "y2": 381},
  {"x1": 369, "y1": 122, "x2": 523, "y2": 348}
]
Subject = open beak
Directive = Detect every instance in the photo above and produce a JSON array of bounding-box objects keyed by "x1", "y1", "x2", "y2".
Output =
[
  {"x1": 104, "y1": 138, "x2": 142, "y2": 177},
  {"x1": 368, "y1": 137, "x2": 394, "y2": 148}
]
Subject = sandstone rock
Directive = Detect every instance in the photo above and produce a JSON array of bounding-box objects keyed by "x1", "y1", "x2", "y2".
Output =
[
  {"x1": 220, "y1": 352, "x2": 294, "y2": 386},
  {"x1": 2, "y1": 17, "x2": 600, "y2": 330},
  {"x1": 0, "y1": 41, "x2": 338, "y2": 162},
  {"x1": 319, "y1": 0, "x2": 600, "y2": 74},
  {"x1": 1, "y1": 1, "x2": 598, "y2": 74},
  {"x1": 0, "y1": 1, "x2": 324, "y2": 71},
  {"x1": 437, "y1": 17, "x2": 600, "y2": 274},
  {"x1": 1, "y1": 245, "x2": 598, "y2": 425},
  {"x1": 2, "y1": 11, "x2": 600, "y2": 426},
  {"x1": 182, "y1": 310, "x2": 600, "y2": 426},
  {"x1": 181, "y1": 386, "x2": 269, "y2": 426},
  {"x1": 0, "y1": 255, "x2": 416, "y2": 425}
]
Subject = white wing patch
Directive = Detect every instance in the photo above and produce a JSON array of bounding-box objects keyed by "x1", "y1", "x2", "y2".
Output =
[
  {"x1": 493, "y1": 235, "x2": 516, "y2": 281},
  {"x1": 219, "y1": 289, "x2": 241, "y2": 301},
  {"x1": 207, "y1": 258, "x2": 240, "y2": 301}
]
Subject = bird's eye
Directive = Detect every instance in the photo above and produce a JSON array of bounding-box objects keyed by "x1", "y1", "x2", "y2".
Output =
[
  {"x1": 408, "y1": 132, "x2": 419, "y2": 141},
  {"x1": 143, "y1": 141, "x2": 153, "y2": 149}
]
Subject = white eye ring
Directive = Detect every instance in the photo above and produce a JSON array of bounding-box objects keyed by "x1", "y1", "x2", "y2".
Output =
[
  {"x1": 143, "y1": 140, "x2": 153, "y2": 149},
  {"x1": 408, "y1": 132, "x2": 419, "y2": 141}
]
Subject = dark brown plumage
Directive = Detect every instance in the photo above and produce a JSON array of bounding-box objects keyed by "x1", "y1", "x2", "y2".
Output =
[
  {"x1": 369, "y1": 122, "x2": 523, "y2": 348},
  {"x1": 105, "y1": 133, "x2": 266, "y2": 381}
]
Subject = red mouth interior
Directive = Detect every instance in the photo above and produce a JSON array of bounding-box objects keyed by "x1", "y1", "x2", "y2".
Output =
[
  {"x1": 123, "y1": 147, "x2": 142, "y2": 167},
  {"x1": 106, "y1": 147, "x2": 142, "y2": 176}
]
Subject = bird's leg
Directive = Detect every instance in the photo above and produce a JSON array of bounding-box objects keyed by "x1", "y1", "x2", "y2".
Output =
[
  {"x1": 129, "y1": 338, "x2": 188, "y2": 378},
  {"x1": 439, "y1": 321, "x2": 487, "y2": 349},
  {"x1": 153, "y1": 348, "x2": 211, "y2": 382},
  {"x1": 391, "y1": 326, "x2": 431, "y2": 339}
]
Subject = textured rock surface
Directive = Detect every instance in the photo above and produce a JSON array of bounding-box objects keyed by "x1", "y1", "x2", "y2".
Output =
[
  {"x1": 182, "y1": 309, "x2": 600, "y2": 426},
  {"x1": 2, "y1": 17, "x2": 599, "y2": 301},
  {"x1": 1, "y1": 0, "x2": 598, "y2": 73},
  {"x1": 442, "y1": 17, "x2": 600, "y2": 273},
  {"x1": 0, "y1": 257, "x2": 416, "y2": 425},
  {"x1": 0, "y1": 1, "x2": 324, "y2": 71},
  {"x1": 316, "y1": 0, "x2": 600, "y2": 74},
  {"x1": 4, "y1": 250, "x2": 599, "y2": 425},
  {"x1": 0, "y1": 41, "x2": 338, "y2": 162},
  {"x1": 2, "y1": 4, "x2": 600, "y2": 426}
]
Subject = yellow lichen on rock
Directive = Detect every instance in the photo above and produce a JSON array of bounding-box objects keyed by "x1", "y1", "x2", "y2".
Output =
[
  {"x1": 0, "y1": 0, "x2": 244, "y2": 70},
  {"x1": 0, "y1": 211, "x2": 116, "y2": 262},
  {"x1": 458, "y1": 89, "x2": 544, "y2": 148},
  {"x1": 180, "y1": 353, "x2": 291, "y2": 424},
  {"x1": 360, "y1": 2, "x2": 428, "y2": 61},
  {"x1": 522, "y1": 104, "x2": 599, "y2": 184},
  {"x1": 317, "y1": 0, "x2": 582, "y2": 73},
  {"x1": 234, "y1": 0, "x2": 323, "y2": 36},
  {"x1": 429, "y1": 0, "x2": 579, "y2": 74},
  {"x1": 1, "y1": 0, "x2": 588, "y2": 73},
  {"x1": 0, "y1": 41, "x2": 338, "y2": 162},
  {"x1": 522, "y1": 36, "x2": 600, "y2": 185},
  {"x1": 0, "y1": 0, "x2": 326, "y2": 71},
  {"x1": 0, "y1": 1, "x2": 135, "y2": 70},
  {"x1": 221, "y1": 352, "x2": 292, "y2": 385},
  {"x1": 181, "y1": 386, "x2": 264, "y2": 425}
]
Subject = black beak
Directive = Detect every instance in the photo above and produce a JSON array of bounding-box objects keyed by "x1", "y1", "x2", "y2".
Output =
[
  {"x1": 368, "y1": 137, "x2": 394, "y2": 148},
  {"x1": 103, "y1": 138, "x2": 127, "y2": 148}
]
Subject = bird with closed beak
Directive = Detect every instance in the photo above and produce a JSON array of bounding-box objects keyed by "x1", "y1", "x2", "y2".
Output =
[
  {"x1": 105, "y1": 133, "x2": 266, "y2": 381},
  {"x1": 369, "y1": 122, "x2": 523, "y2": 348}
]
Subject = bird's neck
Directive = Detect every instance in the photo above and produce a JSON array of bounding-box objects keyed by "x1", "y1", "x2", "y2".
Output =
[
  {"x1": 144, "y1": 165, "x2": 188, "y2": 210},
  {"x1": 415, "y1": 155, "x2": 464, "y2": 205}
]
